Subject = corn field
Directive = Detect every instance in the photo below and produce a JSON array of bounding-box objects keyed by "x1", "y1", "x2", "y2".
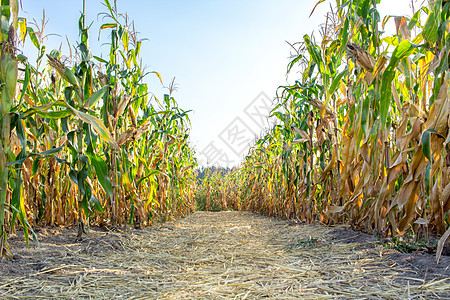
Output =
[
  {"x1": 1, "y1": 0, "x2": 450, "y2": 266},
  {"x1": 196, "y1": 167, "x2": 232, "y2": 212},
  {"x1": 0, "y1": 0, "x2": 197, "y2": 258},
  {"x1": 202, "y1": 0, "x2": 450, "y2": 262}
]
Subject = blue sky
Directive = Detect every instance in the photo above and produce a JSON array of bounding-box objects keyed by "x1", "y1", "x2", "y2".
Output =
[{"x1": 20, "y1": 0, "x2": 418, "y2": 167}]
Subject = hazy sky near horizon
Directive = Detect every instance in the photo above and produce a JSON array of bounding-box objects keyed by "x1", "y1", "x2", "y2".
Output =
[{"x1": 20, "y1": 0, "x2": 421, "y2": 167}]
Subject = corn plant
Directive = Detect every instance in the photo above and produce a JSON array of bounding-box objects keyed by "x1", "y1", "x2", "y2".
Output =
[{"x1": 0, "y1": 0, "x2": 40, "y2": 258}]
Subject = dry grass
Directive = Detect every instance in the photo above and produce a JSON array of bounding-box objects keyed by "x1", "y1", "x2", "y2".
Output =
[{"x1": 1, "y1": 211, "x2": 449, "y2": 299}]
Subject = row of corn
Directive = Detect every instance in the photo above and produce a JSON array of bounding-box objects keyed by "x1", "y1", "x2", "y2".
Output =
[
  {"x1": 0, "y1": 0, "x2": 197, "y2": 257},
  {"x1": 202, "y1": 0, "x2": 450, "y2": 262}
]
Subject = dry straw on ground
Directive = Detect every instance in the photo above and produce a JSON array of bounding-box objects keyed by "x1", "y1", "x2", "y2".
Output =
[{"x1": 1, "y1": 211, "x2": 449, "y2": 299}]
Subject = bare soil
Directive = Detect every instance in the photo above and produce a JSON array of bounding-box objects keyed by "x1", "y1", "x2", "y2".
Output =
[{"x1": 1, "y1": 211, "x2": 449, "y2": 299}]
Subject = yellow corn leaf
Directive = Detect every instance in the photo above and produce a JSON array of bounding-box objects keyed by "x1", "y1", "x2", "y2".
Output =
[
  {"x1": 430, "y1": 179, "x2": 445, "y2": 234},
  {"x1": 67, "y1": 104, "x2": 120, "y2": 150},
  {"x1": 394, "y1": 16, "x2": 411, "y2": 40},
  {"x1": 369, "y1": 56, "x2": 388, "y2": 84},
  {"x1": 441, "y1": 183, "x2": 450, "y2": 213},
  {"x1": 436, "y1": 227, "x2": 450, "y2": 264},
  {"x1": 326, "y1": 205, "x2": 343, "y2": 214},
  {"x1": 397, "y1": 181, "x2": 420, "y2": 233}
]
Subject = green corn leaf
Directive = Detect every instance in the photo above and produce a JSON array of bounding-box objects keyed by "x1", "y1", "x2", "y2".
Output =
[
  {"x1": 423, "y1": 11, "x2": 438, "y2": 44},
  {"x1": 408, "y1": 9, "x2": 421, "y2": 30},
  {"x1": 19, "y1": 64, "x2": 31, "y2": 102},
  {"x1": 421, "y1": 129, "x2": 432, "y2": 161},
  {"x1": 10, "y1": 176, "x2": 21, "y2": 223},
  {"x1": 425, "y1": 161, "x2": 431, "y2": 196},
  {"x1": 89, "y1": 196, "x2": 104, "y2": 213},
  {"x1": 287, "y1": 54, "x2": 303, "y2": 74},
  {"x1": 77, "y1": 167, "x2": 88, "y2": 197},
  {"x1": 36, "y1": 146, "x2": 65, "y2": 157},
  {"x1": 7, "y1": 146, "x2": 65, "y2": 166},
  {"x1": 131, "y1": 49, "x2": 138, "y2": 67},
  {"x1": 80, "y1": 195, "x2": 90, "y2": 217},
  {"x1": 14, "y1": 116, "x2": 26, "y2": 154},
  {"x1": 357, "y1": 0, "x2": 371, "y2": 21},
  {"x1": 87, "y1": 152, "x2": 113, "y2": 199},
  {"x1": 69, "y1": 169, "x2": 78, "y2": 186},
  {"x1": 338, "y1": 18, "x2": 349, "y2": 57},
  {"x1": 136, "y1": 170, "x2": 160, "y2": 187},
  {"x1": 422, "y1": 0, "x2": 442, "y2": 44},
  {"x1": 380, "y1": 40, "x2": 416, "y2": 127},
  {"x1": 11, "y1": 176, "x2": 29, "y2": 247},
  {"x1": 93, "y1": 55, "x2": 108, "y2": 64},
  {"x1": 26, "y1": 27, "x2": 40, "y2": 49},
  {"x1": 328, "y1": 67, "x2": 347, "y2": 97},
  {"x1": 36, "y1": 109, "x2": 73, "y2": 119},
  {"x1": 304, "y1": 35, "x2": 324, "y2": 74},
  {"x1": 421, "y1": 128, "x2": 443, "y2": 162},
  {"x1": 31, "y1": 158, "x2": 40, "y2": 176},
  {"x1": 102, "y1": 0, "x2": 118, "y2": 23},
  {"x1": 359, "y1": 93, "x2": 371, "y2": 140},
  {"x1": 391, "y1": 38, "x2": 415, "y2": 58},
  {"x1": 67, "y1": 103, "x2": 120, "y2": 150},
  {"x1": 122, "y1": 27, "x2": 129, "y2": 52},
  {"x1": 85, "y1": 86, "x2": 108, "y2": 108},
  {"x1": 9, "y1": 204, "x2": 38, "y2": 249},
  {"x1": 22, "y1": 99, "x2": 67, "y2": 118}
]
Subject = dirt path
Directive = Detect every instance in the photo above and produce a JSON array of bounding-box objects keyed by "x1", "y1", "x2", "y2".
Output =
[{"x1": 1, "y1": 211, "x2": 449, "y2": 299}]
